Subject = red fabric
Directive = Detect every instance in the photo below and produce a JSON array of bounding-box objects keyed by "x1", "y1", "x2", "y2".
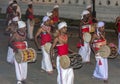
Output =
[
  {"x1": 82, "y1": 28, "x2": 89, "y2": 33},
  {"x1": 88, "y1": 19, "x2": 93, "y2": 25},
  {"x1": 57, "y1": 44, "x2": 68, "y2": 56},
  {"x1": 13, "y1": 42, "x2": 26, "y2": 49},
  {"x1": 52, "y1": 16, "x2": 59, "y2": 23},
  {"x1": 28, "y1": 14, "x2": 34, "y2": 20},
  {"x1": 40, "y1": 33, "x2": 52, "y2": 46},
  {"x1": 77, "y1": 42, "x2": 84, "y2": 48},
  {"x1": 99, "y1": 59, "x2": 102, "y2": 65},
  {"x1": 117, "y1": 22, "x2": 120, "y2": 32}
]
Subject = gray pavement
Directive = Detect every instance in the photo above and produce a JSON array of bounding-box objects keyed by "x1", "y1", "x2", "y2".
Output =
[{"x1": 0, "y1": 20, "x2": 120, "y2": 84}]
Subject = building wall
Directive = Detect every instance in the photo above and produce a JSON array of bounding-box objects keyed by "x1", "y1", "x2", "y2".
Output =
[{"x1": 0, "y1": 0, "x2": 120, "y2": 22}]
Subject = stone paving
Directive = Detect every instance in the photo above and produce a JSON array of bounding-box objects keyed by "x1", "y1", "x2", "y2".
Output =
[{"x1": 0, "y1": 20, "x2": 120, "y2": 84}]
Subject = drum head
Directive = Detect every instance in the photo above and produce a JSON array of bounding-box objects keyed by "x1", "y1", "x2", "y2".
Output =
[
  {"x1": 60, "y1": 55, "x2": 70, "y2": 69},
  {"x1": 98, "y1": 45, "x2": 111, "y2": 58},
  {"x1": 83, "y1": 32, "x2": 91, "y2": 42},
  {"x1": 44, "y1": 43, "x2": 52, "y2": 53}
]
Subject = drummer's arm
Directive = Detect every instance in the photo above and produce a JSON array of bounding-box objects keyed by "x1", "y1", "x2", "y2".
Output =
[
  {"x1": 35, "y1": 27, "x2": 42, "y2": 49},
  {"x1": 8, "y1": 33, "x2": 18, "y2": 52},
  {"x1": 90, "y1": 34, "x2": 96, "y2": 54},
  {"x1": 50, "y1": 38, "x2": 58, "y2": 58}
]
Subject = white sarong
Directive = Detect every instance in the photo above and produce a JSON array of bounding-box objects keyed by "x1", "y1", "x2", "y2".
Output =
[
  {"x1": 41, "y1": 46, "x2": 53, "y2": 72},
  {"x1": 56, "y1": 56, "x2": 74, "y2": 84},
  {"x1": 27, "y1": 19, "x2": 34, "y2": 39},
  {"x1": 78, "y1": 42, "x2": 91, "y2": 63},
  {"x1": 7, "y1": 46, "x2": 14, "y2": 64},
  {"x1": 93, "y1": 54, "x2": 108, "y2": 80}
]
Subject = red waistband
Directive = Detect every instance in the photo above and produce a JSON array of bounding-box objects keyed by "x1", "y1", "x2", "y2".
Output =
[
  {"x1": 13, "y1": 41, "x2": 26, "y2": 49},
  {"x1": 57, "y1": 44, "x2": 68, "y2": 56}
]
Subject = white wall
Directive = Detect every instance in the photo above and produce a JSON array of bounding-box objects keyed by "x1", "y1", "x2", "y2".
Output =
[{"x1": 0, "y1": 0, "x2": 120, "y2": 22}]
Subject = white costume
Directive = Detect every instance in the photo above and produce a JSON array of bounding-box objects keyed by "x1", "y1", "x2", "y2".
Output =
[
  {"x1": 93, "y1": 54, "x2": 108, "y2": 80},
  {"x1": 57, "y1": 56, "x2": 74, "y2": 84},
  {"x1": 27, "y1": 19, "x2": 34, "y2": 39},
  {"x1": 78, "y1": 42, "x2": 91, "y2": 63},
  {"x1": 93, "y1": 21, "x2": 108, "y2": 81},
  {"x1": 41, "y1": 46, "x2": 53, "y2": 71},
  {"x1": 14, "y1": 21, "x2": 28, "y2": 84},
  {"x1": 56, "y1": 22, "x2": 74, "y2": 84},
  {"x1": 26, "y1": 2, "x2": 34, "y2": 40}
]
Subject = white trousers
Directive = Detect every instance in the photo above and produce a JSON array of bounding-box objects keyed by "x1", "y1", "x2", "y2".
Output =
[
  {"x1": 56, "y1": 56, "x2": 74, "y2": 84},
  {"x1": 7, "y1": 46, "x2": 14, "y2": 64},
  {"x1": 27, "y1": 19, "x2": 34, "y2": 39},
  {"x1": 41, "y1": 46, "x2": 53, "y2": 72},
  {"x1": 78, "y1": 42, "x2": 91, "y2": 63},
  {"x1": 118, "y1": 33, "x2": 120, "y2": 54},
  {"x1": 93, "y1": 54, "x2": 108, "y2": 80},
  {"x1": 14, "y1": 58, "x2": 28, "y2": 81}
]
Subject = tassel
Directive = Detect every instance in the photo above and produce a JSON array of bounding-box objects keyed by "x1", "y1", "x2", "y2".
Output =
[{"x1": 99, "y1": 59, "x2": 102, "y2": 65}]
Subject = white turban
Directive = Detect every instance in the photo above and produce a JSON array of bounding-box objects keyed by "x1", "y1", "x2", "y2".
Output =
[
  {"x1": 81, "y1": 10, "x2": 90, "y2": 19},
  {"x1": 54, "y1": 5, "x2": 59, "y2": 9},
  {"x1": 58, "y1": 22, "x2": 67, "y2": 30},
  {"x1": 12, "y1": 3, "x2": 17, "y2": 7},
  {"x1": 18, "y1": 21, "x2": 26, "y2": 29},
  {"x1": 42, "y1": 16, "x2": 50, "y2": 23},
  {"x1": 12, "y1": 16, "x2": 19, "y2": 22},
  {"x1": 86, "y1": 5, "x2": 92, "y2": 9},
  {"x1": 47, "y1": 12, "x2": 53, "y2": 17},
  {"x1": 96, "y1": 21, "x2": 105, "y2": 36},
  {"x1": 97, "y1": 21, "x2": 105, "y2": 28}
]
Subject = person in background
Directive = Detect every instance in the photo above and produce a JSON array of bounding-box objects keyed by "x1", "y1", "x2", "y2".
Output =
[
  {"x1": 115, "y1": 16, "x2": 120, "y2": 55},
  {"x1": 52, "y1": 5, "x2": 59, "y2": 25},
  {"x1": 26, "y1": 1, "x2": 35, "y2": 40},
  {"x1": 6, "y1": 16, "x2": 19, "y2": 64},
  {"x1": 78, "y1": 10, "x2": 91, "y2": 63}
]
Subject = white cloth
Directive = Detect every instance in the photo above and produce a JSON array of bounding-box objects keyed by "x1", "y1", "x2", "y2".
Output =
[
  {"x1": 14, "y1": 41, "x2": 28, "y2": 81},
  {"x1": 56, "y1": 56, "x2": 74, "y2": 84},
  {"x1": 118, "y1": 33, "x2": 120, "y2": 54},
  {"x1": 7, "y1": 46, "x2": 14, "y2": 64},
  {"x1": 14, "y1": 58, "x2": 28, "y2": 81},
  {"x1": 27, "y1": 19, "x2": 34, "y2": 39},
  {"x1": 41, "y1": 46, "x2": 53, "y2": 72},
  {"x1": 78, "y1": 42, "x2": 91, "y2": 63},
  {"x1": 93, "y1": 54, "x2": 108, "y2": 80}
]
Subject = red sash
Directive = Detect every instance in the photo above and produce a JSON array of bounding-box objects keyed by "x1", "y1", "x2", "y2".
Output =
[
  {"x1": 40, "y1": 33, "x2": 52, "y2": 46},
  {"x1": 13, "y1": 41, "x2": 26, "y2": 49},
  {"x1": 57, "y1": 44, "x2": 68, "y2": 56}
]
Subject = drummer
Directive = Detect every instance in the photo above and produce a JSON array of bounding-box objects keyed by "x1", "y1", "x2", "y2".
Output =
[
  {"x1": 91, "y1": 21, "x2": 108, "y2": 83},
  {"x1": 9, "y1": 21, "x2": 28, "y2": 84},
  {"x1": 35, "y1": 16, "x2": 53, "y2": 74},
  {"x1": 78, "y1": 10, "x2": 91, "y2": 63},
  {"x1": 50, "y1": 22, "x2": 74, "y2": 84},
  {"x1": 115, "y1": 16, "x2": 120, "y2": 55}
]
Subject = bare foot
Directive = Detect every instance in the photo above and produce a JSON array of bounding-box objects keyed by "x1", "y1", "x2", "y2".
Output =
[
  {"x1": 104, "y1": 80, "x2": 108, "y2": 83},
  {"x1": 47, "y1": 71, "x2": 53, "y2": 75}
]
